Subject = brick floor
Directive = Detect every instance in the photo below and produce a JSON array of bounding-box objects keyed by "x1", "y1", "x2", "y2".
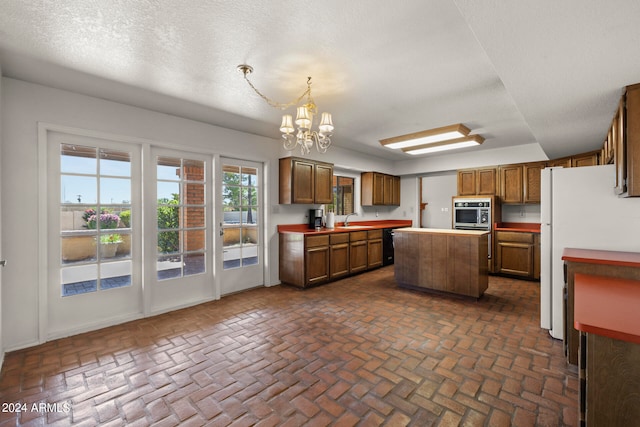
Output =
[{"x1": 0, "y1": 267, "x2": 578, "y2": 426}]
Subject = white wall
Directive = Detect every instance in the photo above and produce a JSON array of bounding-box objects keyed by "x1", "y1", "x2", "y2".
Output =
[
  {"x1": 420, "y1": 172, "x2": 458, "y2": 228},
  {"x1": 0, "y1": 66, "x2": 4, "y2": 367},
  {"x1": 1, "y1": 77, "x2": 414, "y2": 351}
]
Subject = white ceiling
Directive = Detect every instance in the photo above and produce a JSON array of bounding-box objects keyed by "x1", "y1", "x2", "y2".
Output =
[{"x1": 1, "y1": 1, "x2": 639, "y2": 162}]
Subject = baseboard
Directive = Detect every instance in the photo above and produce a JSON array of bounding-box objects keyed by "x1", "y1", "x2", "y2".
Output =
[{"x1": 46, "y1": 312, "x2": 144, "y2": 342}]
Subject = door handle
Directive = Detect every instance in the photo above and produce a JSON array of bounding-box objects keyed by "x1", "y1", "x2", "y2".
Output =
[{"x1": 0, "y1": 260, "x2": 6, "y2": 267}]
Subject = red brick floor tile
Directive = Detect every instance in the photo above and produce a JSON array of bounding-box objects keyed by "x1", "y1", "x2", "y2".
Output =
[{"x1": 0, "y1": 268, "x2": 578, "y2": 426}]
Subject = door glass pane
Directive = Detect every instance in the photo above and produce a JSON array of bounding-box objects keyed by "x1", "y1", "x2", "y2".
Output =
[
  {"x1": 156, "y1": 156, "x2": 206, "y2": 280},
  {"x1": 222, "y1": 164, "x2": 260, "y2": 270},
  {"x1": 59, "y1": 144, "x2": 132, "y2": 297}
]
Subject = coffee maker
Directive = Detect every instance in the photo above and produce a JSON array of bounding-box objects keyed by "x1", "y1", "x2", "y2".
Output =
[{"x1": 308, "y1": 208, "x2": 324, "y2": 231}]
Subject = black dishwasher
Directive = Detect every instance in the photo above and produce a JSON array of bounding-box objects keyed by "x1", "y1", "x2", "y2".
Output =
[{"x1": 383, "y1": 228, "x2": 395, "y2": 265}]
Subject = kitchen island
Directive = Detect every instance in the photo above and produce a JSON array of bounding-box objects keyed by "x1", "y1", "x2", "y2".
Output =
[{"x1": 394, "y1": 228, "x2": 489, "y2": 298}]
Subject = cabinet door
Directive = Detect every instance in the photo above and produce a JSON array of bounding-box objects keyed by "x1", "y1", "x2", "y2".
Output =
[
  {"x1": 392, "y1": 176, "x2": 401, "y2": 205},
  {"x1": 496, "y1": 242, "x2": 534, "y2": 277},
  {"x1": 548, "y1": 157, "x2": 572, "y2": 168},
  {"x1": 383, "y1": 174, "x2": 394, "y2": 205},
  {"x1": 291, "y1": 159, "x2": 315, "y2": 204},
  {"x1": 305, "y1": 245, "x2": 329, "y2": 286},
  {"x1": 314, "y1": 162, "x2": 334, "y2": 204},
  {"x1": 500, "y1": 164, "x2": 524, "y2": 204},
  {"x1": 614, "y1": 100, "x2": 626, "y2": 195},
  {"x1": 350, "y1": 240, "x2": 368, "y2": 273},
  {"x1": 523, "y1": 162, "x2": 544, "y2": 203},
  {"x1": 571, "y1": 152, "x2": 599, "y2": 167},
  {"x1": 477, "y1": 167, "x2": 498, "y2": 195},
  {"x1": 373, "y1": 173, "x2": 385, "y2": 205},
  {"x1": 367, "y1": 238, "x2": 383, "y2": 268},
  {"x1": 457, "y1": 170, "x2": 476, "y2": 196},
  {"x1": 626, "y1": 85, "x2": 640, "y2": 196},
  {"x1": 330, "y1": 243, "x2": 350, "y2": 279}
]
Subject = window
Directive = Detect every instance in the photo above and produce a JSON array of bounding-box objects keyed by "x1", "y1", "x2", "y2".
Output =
[
  {"x1": 329, "y1": 175, "x2": 355, "y2": 215},
  {"x1": 156, "y1": 157, "x2": 207, "y2": 280},
  {"x1": 59, "y1": 144, "x2": 133, "y2": 296}
]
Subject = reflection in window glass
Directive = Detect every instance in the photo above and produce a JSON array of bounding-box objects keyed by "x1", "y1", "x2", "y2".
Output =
[{"x1": 329, "y1": 176, "x2": 355, "y2": 215}]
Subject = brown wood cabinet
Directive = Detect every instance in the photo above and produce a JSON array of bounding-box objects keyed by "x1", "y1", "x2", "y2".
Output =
[
  {"x1": 523, "y1": 162, "x2": 545, "y2": 203},
  {"x1": 626, "y1": 84, "x2": 640, "y2": 196},
  {"x1": 361, "y1": 172, "x2": 401, "y2": 206},
  {"x1": 499, "y1": 164, "x2": 524, "y2": 204},
  {"x1": 279, "y1": 157, "x2": 333, "y2": 204},
  {"x1": 349, "y1": 231, "x2": 369, "y2": 273},
  {"x1": 329, "y1": 233, "x2": 350, "y2": 280},
  {"x1": 457, "y1": 167, "x2": 498, "y2": 196},
  {"x1": 305, "y1": 235, "x2": 330, "y2": 286},
  {"x1": 367, "y1": 230, "x2": 383, "y2": 268},
  {"x1": 495, "y1": 231, "x2": 540, "y2": 279},
  {"x1": 571, "y1": 151, "x2": 599, "y2": 167}
]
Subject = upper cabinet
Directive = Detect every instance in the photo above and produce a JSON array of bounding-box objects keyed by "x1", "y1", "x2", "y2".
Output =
[
  {"x1": 457, "y1": 167, "x2": 498, "y2": 196},
  {"x1": 279, "y1": 157, "x2": 333, "y2": 204},
  {"x1": 361, "y1": 172, "x2": 401, "y2": 206},
  {"x1": 499, "y1": 164, "x2": 525, "y2": 204}
]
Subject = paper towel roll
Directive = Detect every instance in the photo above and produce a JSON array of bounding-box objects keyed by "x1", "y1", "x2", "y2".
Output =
[{"x1": 326, "y1": 212, "x2": 335, "y2": 229}]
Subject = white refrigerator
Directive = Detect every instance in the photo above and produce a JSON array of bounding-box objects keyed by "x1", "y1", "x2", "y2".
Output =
[{"x1": 540, "y1": 164, "x2": 640, "y2": 339}]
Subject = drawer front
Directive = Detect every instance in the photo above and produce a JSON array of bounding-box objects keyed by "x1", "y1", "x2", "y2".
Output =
[
  {"x1": 306, "y1": 235, "x2": 330, "y2": 248},
  {"x1": 496, "y1": 231, "x2": 534, "y2": 244},
  {"x1": 330, "y1": 233, "x2": 350, "y2": 245},
  {"x1": 368, "y1": 229, "x2": 383, "y2": 240},
  {"x1": 350, "y1": 231, "x2": 368, "y2": 241}
]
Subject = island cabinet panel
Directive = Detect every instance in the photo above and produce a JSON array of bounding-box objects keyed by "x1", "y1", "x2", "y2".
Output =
[{"x1": 394, "y1": 229, "x2": 488, "y2": 298}]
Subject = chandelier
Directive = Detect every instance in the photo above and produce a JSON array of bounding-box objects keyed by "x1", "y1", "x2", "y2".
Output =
[{"x1": 237, "y1": 64, "x2": 334, "y2": 155}]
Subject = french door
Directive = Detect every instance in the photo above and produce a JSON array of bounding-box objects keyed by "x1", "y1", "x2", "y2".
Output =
[
  {"x1": 218, "y1": 158, "x2": 264, "y2": 294},
  {"x1": 148, "y1": 148, "x2": 214, "y2": 313},
  {"x1": 47, "y1": 132, "x2": 142, "y2": 338}
]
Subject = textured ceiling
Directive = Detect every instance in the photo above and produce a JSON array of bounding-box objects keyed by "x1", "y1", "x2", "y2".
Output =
[{"x1": 1, "y1": 1, "x2": 639, "y2": 161}]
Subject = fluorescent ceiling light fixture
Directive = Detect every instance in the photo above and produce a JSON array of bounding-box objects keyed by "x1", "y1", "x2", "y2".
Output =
[
  {"x1": 380, "y1": 124, "x2": 470, "y2": 149},
  {"x1": 403, "y1": 135, "x2": 485, "y2": 155}
]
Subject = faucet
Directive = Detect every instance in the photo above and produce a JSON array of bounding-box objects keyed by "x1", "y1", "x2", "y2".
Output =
[{"x1": 344, "y1": 212, "x2": 358, "y2": 227}]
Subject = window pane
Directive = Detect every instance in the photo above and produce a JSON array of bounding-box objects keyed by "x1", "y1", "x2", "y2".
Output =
[
  {"x1": 241, "y1": 167, "x2": 258, "y2": 186},
  {"x1": 184, "y1": 206, "x2": 205, "y2": 228},
  {"x1": 157, "y1": 182, "x2": 180, "y2": 201},
  {"x1": 100, "y1": 149, "x2": 131, "y2": 176},
  {"x1": 99, "y1": 260, "x2": 131, "y2": 290},
  {"x1": 157, "y1": 157, "x2": 181, "y2": 180},
  {"x1": 223, "y1": 206, "x2": 241, "y2": 225},
  {"x1": 242, "y1": 245, "x2": 259, "y2": 266},
  {"x1": 157, "y1": 205, "x2": 179, "y2": 230},
  {"x1": 61, "y1": 176, "x2": 97, "y2": 204},
  {"x1": 184, "y1": 183, "x2": 204, "y2": 205},
  {"x1": 223, "y1": 185, "x2": 240, "y2": 207},
  {"x1": 61, "y1": 234, "x2": 96, "y2": 264},
  {"x1": 223, "y1": 226, "x2": 241, "y2": 247},
  {"x1": 223, "y1": 169, "x2": 240, "y2": 185},
  {"x1": 243, "y1": 226, "x2": 258, "y2": 244},
  {"x1": 100, "y1": 177, "x2": 131, "y2": 205},
  {"x1": 158, "y1": 255, "x2": 182, "y2": 280},
  {"x1": 241, "y1": 187, "x2": 258, "y2": 206},
  {"x1": 61, "y1": 144, "x2": 96, "y2": 174},
  {"x1": 242, "y1": 208, "x2": 257, "y2": 225},
  {"x1": 184, "y1": 160, "x2": 205, "y2": 181},
  {"x1": 61, "y1": 264, "x2": 98, "y2": 296},
  {"x1": 184, "y1": 253, "x2": 205, "y2": 276},
  {"x1": 158, "y1": 231, "x2": 180, "y2": 254},
  {"x1": 184, "y1": 229, "x2": 205, "y2": 252}
]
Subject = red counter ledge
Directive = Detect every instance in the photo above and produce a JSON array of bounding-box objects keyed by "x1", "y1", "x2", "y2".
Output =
[
  {"x1": 278, "y1": 220, "x2": 412, "y2": 234},
  {"x1": 494, "y1": 222, "x2": 541, "y2": 233},
  {"x1": 562, "y1": 248, "x2": 640, "y2": 268}
]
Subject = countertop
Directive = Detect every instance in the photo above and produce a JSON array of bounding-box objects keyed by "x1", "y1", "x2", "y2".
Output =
[
  {"x1": 395, "y1": 227, "x2": 489, "y2": 236},
  {"x1": 278, "y1": 220, "x2": 413, "y2": 235},
  {"x1": 574, "y1": 273, "x2": 640, "y2": 344},
  {"x1": 562, "y1": 248, "x2": 640, "y2": 268},
  {"x1": 494, "y1": 222, "x2": 541, "y2": 233}
]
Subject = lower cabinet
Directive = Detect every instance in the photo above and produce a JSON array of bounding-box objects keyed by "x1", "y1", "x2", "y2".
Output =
[
  {"x1": 367, "y1": 230, "x2": 383, "y2": 269},
  {"x1": 349, "y1": 231, "x2": 369, "y2": 274},
  {"x1": 495, "y1": 231, "x2": 540, "y2": 279},
  {"x1": 329, "y1": 233, "x2": 350, "y2": 280},
  {"x1": 280, "y1": 230, "x2": 386, "y2": 288}
]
